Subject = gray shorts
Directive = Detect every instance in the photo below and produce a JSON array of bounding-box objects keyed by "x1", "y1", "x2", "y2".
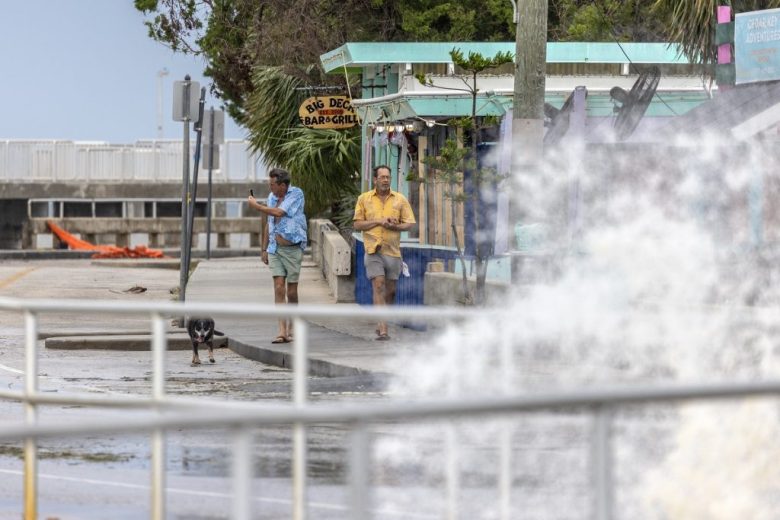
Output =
[
  {"x1": 364, "y1": 253, "x2": 402, "y2": 280},
  {"x1": 269, "y1": 245, "x2": 303, "y2": 282}
]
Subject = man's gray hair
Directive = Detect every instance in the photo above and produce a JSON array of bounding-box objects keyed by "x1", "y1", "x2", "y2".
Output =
[{"x1": 269, "y1": 168, "x2": 291, "y2": 186}]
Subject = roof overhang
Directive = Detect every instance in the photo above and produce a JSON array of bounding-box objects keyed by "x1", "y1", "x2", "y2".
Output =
[
  {"x1": 321, "y1": 42, "x2": 689, "y2": 73},
  {"x1": 353, "y1": 75, "x2": 711, "y2": 124}
]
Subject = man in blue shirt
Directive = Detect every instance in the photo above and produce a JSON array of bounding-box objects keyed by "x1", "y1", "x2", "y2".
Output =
[{"x1": 248, "y1": 168, "x2": 307, "y2": 343}]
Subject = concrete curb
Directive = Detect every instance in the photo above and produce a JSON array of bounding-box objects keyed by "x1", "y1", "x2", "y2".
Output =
[
  {"x1": 228, "y1": 338, "x2": 384, "y2": 379},
  {"x1": 45, "y1": 333, "x2": 228, "y2": 351}
]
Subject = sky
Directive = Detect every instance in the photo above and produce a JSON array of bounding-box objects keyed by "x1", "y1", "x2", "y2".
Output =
[{"x1": 0, "y1": 1, "x2": 245, "y2": 143}]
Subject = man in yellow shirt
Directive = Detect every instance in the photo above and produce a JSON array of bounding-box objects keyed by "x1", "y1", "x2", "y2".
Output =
[{"x1": 353, "y1": 165, "x2": 416, "y2": 340}]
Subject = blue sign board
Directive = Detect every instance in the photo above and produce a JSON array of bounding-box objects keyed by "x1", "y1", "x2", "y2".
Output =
[{"x1": 735, "y1": 8, "x2": 780, "y2": 84}]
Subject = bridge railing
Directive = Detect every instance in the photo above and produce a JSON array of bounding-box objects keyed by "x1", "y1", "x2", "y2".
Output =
[
  {"x1": 0, "y1": 297, "x2": 778, "y2": 520},
  {"x1": 0, "y1": 139, "x2": 266, "y2": 183}
]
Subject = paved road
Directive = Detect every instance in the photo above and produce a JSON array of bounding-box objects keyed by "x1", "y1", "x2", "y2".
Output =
[
  {"x1": 0, "y1": 258, "x2": 586, "y2": 520},
  {"x1": 0, "y1": 256, "x2": 725, "y2": 520},
  {"x1": 0, "y1": 258, "x2": 417, "y2": 520},
  {"x1": 185, "y1": 256, "x2": 437, "y2": 378}
]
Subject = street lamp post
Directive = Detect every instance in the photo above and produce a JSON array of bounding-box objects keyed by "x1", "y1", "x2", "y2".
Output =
[{"x1": 156, "y1": 68, "x2": 169, "y2": 139}]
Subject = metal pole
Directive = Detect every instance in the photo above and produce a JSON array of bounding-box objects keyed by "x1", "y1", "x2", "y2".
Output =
[
  {"x1": 349, "y1": 423, "x2": 371, "y2": 520},
  {"x1": 592, "y1": 406, "x2": 613, "y2": 520},
  {"x1": 445, "y1": 330, "x2": 460, "y2": 520},
  {"x1": 179, "y1": 76, "x2": 192, "y2": 313},
  {"x1": 498, "y1": 332, "x2": 514, "y2": 520},
  {"x1": 232, "y1": 427, "x2": 253, "y2": 520},
  {"x1": 445, "y1": 425, "x2": 459, "y2": 520},
  {"x1": 23, "y1": 311, "x2": 38, "y2": 520},
  {"x1": 293, "y1": 317, "x2": 309, "y2": 520},
  {"x1": 184, "y1": 88, "x2": 206, "y2": 276},
  {"x1": 151, "y1": 313, "x2": 167, "y2": 520},
  {"x1": 206, "y1": 108, "x2": 215, "y2": 259}
]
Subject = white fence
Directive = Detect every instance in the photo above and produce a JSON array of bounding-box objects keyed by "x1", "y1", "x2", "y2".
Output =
[
  {"x1": 0, "y1": 140, "x2": 267, "y2": 183},
  {"x1": 1, "y1": 297, "x2": 779, "y2": 520}
]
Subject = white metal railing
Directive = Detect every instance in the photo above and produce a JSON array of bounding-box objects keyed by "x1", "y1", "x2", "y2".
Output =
[
  {"x1": 1, "y1": 296, "x2": 779, "y2": 520},
  {"x1": 0, "y1": 139, "x2": 267, "y2": 183}
]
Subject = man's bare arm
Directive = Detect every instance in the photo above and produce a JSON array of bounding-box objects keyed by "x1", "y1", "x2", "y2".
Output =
[
  {"x1": 353, "y1": 218, "x2": 389, "y2": 231},
  {"x1": 248, "y1": 196, "x2": 286, "y2": 217},
  {"x1": 391, "y1": 222, "x2": 415, "y2": 232}
]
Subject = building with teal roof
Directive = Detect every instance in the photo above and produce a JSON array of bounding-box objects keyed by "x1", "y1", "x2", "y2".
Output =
[{"x1": 319, "y1": 42, "x2": 711, "y2": 303}]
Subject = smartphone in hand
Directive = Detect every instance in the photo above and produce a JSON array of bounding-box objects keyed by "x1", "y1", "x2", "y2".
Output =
[{"x1": 250, "y1": 189, "x2": 254, "y2": 197}]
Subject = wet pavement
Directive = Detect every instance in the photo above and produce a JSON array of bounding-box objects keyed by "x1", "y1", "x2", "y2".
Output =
[{"x1": 0, "y1": 257, "x2": 412, "y2": 519}]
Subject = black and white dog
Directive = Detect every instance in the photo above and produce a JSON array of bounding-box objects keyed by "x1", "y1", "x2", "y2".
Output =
[{"x1": 186, "y1": 317, "x2": 224, "y2": 366}]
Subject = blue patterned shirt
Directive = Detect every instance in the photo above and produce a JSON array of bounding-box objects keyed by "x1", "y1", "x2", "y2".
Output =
[{"x1": 267, "y1": 185, "x2": 307, "y2": 254}]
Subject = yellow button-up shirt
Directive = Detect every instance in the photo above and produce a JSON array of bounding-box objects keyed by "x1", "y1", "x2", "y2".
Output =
[{"x1": 353, "y1": 189, "x2": 416, "y2": 257}]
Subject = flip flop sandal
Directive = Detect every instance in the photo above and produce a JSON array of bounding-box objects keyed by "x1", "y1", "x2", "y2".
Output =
[
  {"x1": 375, "y1": 333, "x2": 390, "y2": 341},
  {"x1": 271, "y1": 335, "x2": 289, "y2": 344}
]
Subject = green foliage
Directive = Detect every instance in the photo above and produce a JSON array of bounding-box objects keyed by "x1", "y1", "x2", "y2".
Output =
[
  {"x1": 244, "y1": 67, "x2": 359, "y2": 216},
  {"x1": 418, "y1": 48, "x2": 513, "y2": 304},
  {"x1": 652, "y1": 0, "x2": 780, "y2": 65},
  {"x1": 398, "y1": 0, "x2": 513, "y2": 41},
  {"x1": 550, "y1": 1, "x2": 666, "y2": 42},
  {"x1": 450, "y1": 48, "x2": 514, "y2": 73}
]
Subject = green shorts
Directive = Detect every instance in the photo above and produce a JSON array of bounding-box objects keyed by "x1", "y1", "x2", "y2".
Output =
[{"x1": 268, "y1": 246, "x2": 303, "y2": 283}]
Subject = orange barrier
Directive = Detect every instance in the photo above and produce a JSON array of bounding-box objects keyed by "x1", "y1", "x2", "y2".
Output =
[{"x1": 46, "y1": 220, "x2": 166, "y2": 259}]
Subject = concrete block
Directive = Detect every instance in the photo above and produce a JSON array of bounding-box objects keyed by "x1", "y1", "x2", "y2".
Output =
[
  {"x1": 308, "y1": 218, "x2": 354, "y2": 303},
  {"x1": 424, "y1": 271, "x2": 510, "y2": 306},
  {"x1": 323, "y1": 230, "x2": 351, "y2": 275},
  {"x1": 427, "y1": 261, "x2": 444, "y2": 273},
  {"x1": 309, "y1": 218, "x2": 338, "y2": 267}
]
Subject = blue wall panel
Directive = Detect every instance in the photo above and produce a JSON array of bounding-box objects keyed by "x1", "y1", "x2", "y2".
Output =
[{"x1": 354, "y1": 237, "x2": 459, "y2": 306}]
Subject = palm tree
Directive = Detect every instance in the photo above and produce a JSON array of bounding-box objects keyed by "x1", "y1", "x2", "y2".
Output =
[
  {"x1": 244, "y1": 66, "x2": 360, "y2": 216},
  {"x1": 653, "y1": 0, "x2": 780, "y2": 65}
]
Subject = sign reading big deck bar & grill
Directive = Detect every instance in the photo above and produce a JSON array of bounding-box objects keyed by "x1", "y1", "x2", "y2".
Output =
[{"x1": 298, "y1": 96, "x2": 358, "y2": 129}]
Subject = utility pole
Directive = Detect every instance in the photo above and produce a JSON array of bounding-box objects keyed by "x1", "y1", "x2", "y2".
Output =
[{"x1": 512, "y1": 0, "x2": 547, "y2": 171}]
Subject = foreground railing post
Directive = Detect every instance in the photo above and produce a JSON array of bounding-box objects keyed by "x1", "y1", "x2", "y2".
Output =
[
  {"x1": 151, "y1": 313, "x2": 167, "y2": 520},
  {"x1": 591, "y1": 406, "x2": 613, "y2": 520},
  {"x1": 349, "y1": 422, "x2": 370, "y2": 520},
  {"x1": 231, "y1": 427, "x2": 253, "y2": 520},
  {"x1": 498, "y1": 332, "x2": 514, "y2": 520},
  {"x1": 445, "y1": 425, "x2": 459, "y2": 520},
  {"x1": 292, "y1": 317, "x2": 309, "y2": 520},
  {"x1": 23, "y1": 311, "x2": 38, "y2": 520},
  {"x1": 445, "y1": 323, "x2": 460, "y2": 520}
]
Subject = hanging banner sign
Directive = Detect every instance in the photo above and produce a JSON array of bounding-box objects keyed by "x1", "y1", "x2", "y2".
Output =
[{"x1": 298, "y1": 96, "x2": 358, "y2": 129}]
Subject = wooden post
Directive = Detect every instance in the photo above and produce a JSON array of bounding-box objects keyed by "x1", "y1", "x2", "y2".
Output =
[
  {"x1": 512, "y1": 0, "x2": 548, "y2": 171},
  {"x1": 418, "y1": 135, "x2": 428, "y2": 245}
]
